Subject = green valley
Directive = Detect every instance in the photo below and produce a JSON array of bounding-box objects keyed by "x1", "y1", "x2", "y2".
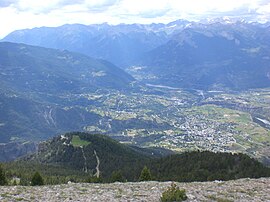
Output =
[
  {"x1": 0, "y1": 43, "x2": 270, "y2": 166},
  {"x1": 1, "y1": 81, "x2": 270, "y2": 164},
  {"x1": 54, "y1": 86, "x2": 270, "y2": 165}
]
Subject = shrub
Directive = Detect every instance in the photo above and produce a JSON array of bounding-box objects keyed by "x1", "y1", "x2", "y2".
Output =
[
  {"x1": 86, "y1": 176, "x2": 102, "y2": 183},
  {"x1": 139, "y1": 166, "x2": 152, "y2": 181},
  {"x1": 0, "y1": 165, "x2": 7, "y2": 185},
  {"x1": 160, "y1": 182, "x2": 187, "y2": 202},
  {"x1": 31, "y1": 171, "x2": 44, "y2": 186},
  {"x1": 111, "y1": 170, "x2": 125, "y2": 182}
]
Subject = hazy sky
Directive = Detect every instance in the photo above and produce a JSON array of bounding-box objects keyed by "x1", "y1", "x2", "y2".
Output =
[{"x1": 0, "y1": 0, "x2": 270, "y2": 38}]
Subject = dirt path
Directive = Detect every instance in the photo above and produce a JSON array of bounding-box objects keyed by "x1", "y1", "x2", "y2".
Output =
[
  {"x1": 80, "y1": 146, "x2": 87, "y2": 173},
  {"x1": 93, "y1": 150, "x2": 100, "y2": 178}
]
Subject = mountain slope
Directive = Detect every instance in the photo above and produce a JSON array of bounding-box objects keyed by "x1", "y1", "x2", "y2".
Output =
[
  {"x1": 0, "y1": 42, "x2": 134, "y2": 94},
  {"x1": 0, "y1": 42, "x2": 134, "y2": 144},
  {"x1": 138, "y1": 23, "x2": 270, "y2": 90},
  {"x1": 0, "y1": 92, "x2": 101, "y2": 143},
  {"x1": 1, "y1": 24, "x2": 170, "y2": 67}
]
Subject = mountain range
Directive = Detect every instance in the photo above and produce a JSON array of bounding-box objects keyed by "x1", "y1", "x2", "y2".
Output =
[
  {"x1": 140, "y1": 22, "x2": 270, "y2": 90},
  {"x1": 0, "y1": 19, "x2": 270, "y2": 163},
  {"x1": 1, "y1": 23, "x2": 170, "y2": 67},
  {"x1": 2, "y1": 20, "x2": 270, "y2": 90}
]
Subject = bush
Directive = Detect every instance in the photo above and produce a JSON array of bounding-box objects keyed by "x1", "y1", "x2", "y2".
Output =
[
  {"x1": 139, "y1": 166, "x2": 152, "y2": 181},
  {"x1": 160, "y1": 182, "x2": 187, "y2": 202},
  {"x1": 31, "y1": 171, "x2": 44, "y2": 186},
  {"x1": 111, "y1": 170, "x2": 125, "y2": 182},
  {"x1": 86, "y1": 176, "x2": 102, "y2": 183},
  {"x1": 0, "y1": 165, "x2": 7, "y2": 185}
]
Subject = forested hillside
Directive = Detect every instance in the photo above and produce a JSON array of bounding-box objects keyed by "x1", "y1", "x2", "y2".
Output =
[{"x1": 2, "y1": 132, "x2": 270, "y2": 185}]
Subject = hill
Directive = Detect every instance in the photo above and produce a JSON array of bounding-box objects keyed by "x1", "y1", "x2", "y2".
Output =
[
  {"x1": 23, "y1": 132, "x2": 151, "y2": 180},
  {"x1": 4, "y1": 132, "x2": 270, "y2": 184}
]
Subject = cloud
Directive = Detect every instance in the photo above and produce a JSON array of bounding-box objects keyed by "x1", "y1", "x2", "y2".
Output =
[
  {"x1": 10, "y1": 0, "x2": 58, "y2": 13},
  {"x1": 0, "y1": 0, "x2": 270, "y2": 39},
  {"x1": 256, "y1": 2, "x2": 270, "y2": 22},
  {"x1": 15, "y1": 0, "x2": 86, "y2": 13},
  {"x1": 10, "y1": 0, "x2": 119, "y2": 13},
  {"x1": 118, "y1": 0, "x2": 168, "y2": 15},
  {"x1": 0, "y1": 0, "x2": 16, "y2": 8},
  {"x1": 84, "y1": 0, "x2": 119, "y2": 11},
  {"x1": 165, "y1": 0, "x2": 262, "y2": 20},
  {"x1": 3, "y1": 0, "x2": 270, "y2": 18}
]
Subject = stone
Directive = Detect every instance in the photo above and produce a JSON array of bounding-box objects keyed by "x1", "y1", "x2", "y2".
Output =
[{"x1": 0, "y1": 178, "x2": 269, "y2": 201}]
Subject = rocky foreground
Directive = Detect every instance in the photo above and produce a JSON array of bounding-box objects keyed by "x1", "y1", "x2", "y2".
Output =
[{"x1": 0, "y1": 178, "x2": 270, "y2": 201}]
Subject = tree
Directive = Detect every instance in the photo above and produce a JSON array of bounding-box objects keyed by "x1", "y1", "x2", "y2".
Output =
[
  {"x1": 0, "y1": 165, "x2": 7, "y2": 185},
  {"x1": 110, "y1": 170, "x2": 125, "y2": 182},
  {"x1": 31, "y1": 171, "x2": 44, "y2": 186},
  {"x1": 139, "y1": 166, "x2": 152, "y2": 181}
]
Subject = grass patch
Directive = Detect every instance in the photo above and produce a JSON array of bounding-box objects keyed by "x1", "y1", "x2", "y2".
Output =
[
  {"x1": 1, "y1": 193, "x2": 10, "y2": 198},
  {"x1": 206, "y1": 194, "x2": 233, "y2": 202},
  {"x1": 71, "y1": 135, "x2": 91, "y2": 147},
  {"x1": 15, "y1": 198, "x2": 26, "y2": 201}
]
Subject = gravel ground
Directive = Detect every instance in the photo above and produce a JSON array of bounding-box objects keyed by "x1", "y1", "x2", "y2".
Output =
[{"x1": 0, "y1": 178, "x2": 270, "y2": 201}]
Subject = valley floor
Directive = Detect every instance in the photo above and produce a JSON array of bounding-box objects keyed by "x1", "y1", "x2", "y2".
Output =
[{"x1": 0, "y1": 178, "x2": 270, "y2": 201}]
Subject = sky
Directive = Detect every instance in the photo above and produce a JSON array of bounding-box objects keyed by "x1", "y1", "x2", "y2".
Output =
[{"x1": 0, "y1": 0, "x2": 270, "y2": 38}]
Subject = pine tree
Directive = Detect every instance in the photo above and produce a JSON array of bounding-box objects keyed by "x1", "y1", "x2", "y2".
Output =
[
  {"x1": 0, "y1": 165, "x2": 7, "y2": 185},
  {"x1": 139, "y1": 166, "x2": 152, "y2": 181},
  {"x1": 31, "y1": 171, "x2": 44, "y2": 186}
]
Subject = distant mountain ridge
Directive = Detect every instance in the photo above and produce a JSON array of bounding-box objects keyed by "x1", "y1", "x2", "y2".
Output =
[
  {"x1": 1, "y1": 20, "x2": 193, "y2": 67},
  {"x1": 1, "y1": 23, "x2": 172, "y2": 67},
  {"x1": 2, "y1": 20, "x2": 270, "y2": 90},
  {"x1": 140, "y1": 24, "x2": 270, "y2": 90}
]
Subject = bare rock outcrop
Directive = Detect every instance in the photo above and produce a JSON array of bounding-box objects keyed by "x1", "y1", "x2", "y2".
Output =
[{"x1": 0, "y1": 178, "x2": 269, "y2": 201}]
